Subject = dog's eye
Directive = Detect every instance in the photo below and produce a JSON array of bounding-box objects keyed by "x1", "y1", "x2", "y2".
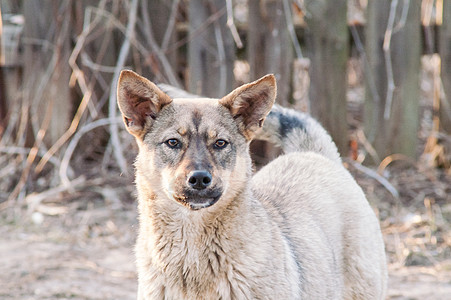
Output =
[
  {"x1": 165, "y1": 139, "x2": 181, "y2": 149},
  {"x1": 214, "y1": 139, "x2": 228, "y2": 149}
]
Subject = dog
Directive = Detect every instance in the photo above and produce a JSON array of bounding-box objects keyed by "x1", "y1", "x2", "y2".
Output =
[{"x1": 117, "y1": 70, "x2": 388, "y2": 299}]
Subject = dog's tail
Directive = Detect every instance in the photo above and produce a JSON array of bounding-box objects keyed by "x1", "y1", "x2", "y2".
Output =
[
  {"x1": 157, "y1": 83, "x2": 199, "y2": 99},
  {"x1": 256, "y1": 104, "x2": 342, "y2": 164}
]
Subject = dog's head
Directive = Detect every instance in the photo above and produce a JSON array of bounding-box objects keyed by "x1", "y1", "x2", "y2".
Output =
[{"x1": 117, "y1": 70, "x2": 276, "y2": 211}]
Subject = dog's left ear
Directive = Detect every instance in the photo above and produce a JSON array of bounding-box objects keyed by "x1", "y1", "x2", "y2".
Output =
[
  {"x1": 219, "y1": 74, "x2": 276, "y2": 140},
  {"x1": 117, "y1": 70, "x2": 172, "y2": 139}
]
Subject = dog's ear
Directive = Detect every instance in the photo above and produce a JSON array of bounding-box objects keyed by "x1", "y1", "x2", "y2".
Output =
[
  {"x1": 219, "y1": 74, "x2": 276, "y2": 140},
  {"x1": 117, "y1": 70, "x2": 172, "y2": 138}
]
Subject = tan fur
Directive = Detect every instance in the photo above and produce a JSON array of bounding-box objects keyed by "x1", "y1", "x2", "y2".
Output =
[{"x1": 117, "y1": 70, "x2": 387, "y2": 300}]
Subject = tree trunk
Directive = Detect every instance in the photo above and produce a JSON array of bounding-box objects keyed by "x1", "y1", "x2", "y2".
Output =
[
  {"x1": 0, "y1": 7, "x2": 6, "y2": 129},
  {"x1": 140, "y1": 0, "x2": 179, "y2": 83},
  {"x1": 440, "y1": 1, "x2": 451, "y2": 133},
  {"x1": 74, "y1": 0, "x2": 119, "y2": 115},
  {"x1": 304, "y1": 0, "x2": 349, "y2": 156},
  {"x1": 247, "y1": 0, "x2": 293, "y2": 106},
  {"x1": 188, "y1": 0, "x2": 235, "y2": 97},
  {"x1": 364, "y1": 1, "x2": 421, "y2": 162},
  {"x1": 23, "y1": 1, "x2": 72, "y2": 145}
]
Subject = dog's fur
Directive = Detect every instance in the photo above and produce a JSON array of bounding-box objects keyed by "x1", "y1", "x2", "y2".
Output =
[{"x1": 117, "y1": 70, "x2": 388, "y2": 300}]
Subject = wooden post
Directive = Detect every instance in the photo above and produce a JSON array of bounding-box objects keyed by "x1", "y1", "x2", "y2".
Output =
[
  {"x1": 188, "y1": 0, "x2": 235, "y2": 97},
  {"x1": 247, "y1": 0, "x2": 293, "y2": 106},
  {"x1": 304, "y1": 0, "x2": 349, "y2": 156},
  {"x1": 23, "y1": 1, "x2": 72, "y2": 145},
  {"x1": 0, "y1": 8, "x2": 6, "y2": 129},
  {"x1": 364, "y1": 1, "x2": 421, "y2": 161},
  {"x1": 142, "y1": 0, "x2": 179, "y2": 82},
  {"x1": 440, "y1": 0, "x2": 451, "y2": 132},
  {"x1": 74, "y1": 0, "x2": 119, "y2": 107}
]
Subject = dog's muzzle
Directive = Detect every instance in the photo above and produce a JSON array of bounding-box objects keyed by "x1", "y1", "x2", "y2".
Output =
[
  {"x1": 172, "y1": 170, "x2": 222, "y2": 210},
  {"x1": 187, "y1": 170, "x2": 212, "y2": 190},
  {"x1": 173, "y1": 191, "x2": 222, "y2": 210}
]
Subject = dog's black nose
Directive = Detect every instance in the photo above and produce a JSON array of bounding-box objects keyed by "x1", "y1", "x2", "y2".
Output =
[{"x1": 187, "y1": 171, "x2": 212, "y2": 190}]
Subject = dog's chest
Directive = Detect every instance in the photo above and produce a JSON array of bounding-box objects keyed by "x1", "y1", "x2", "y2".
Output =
[{"x1": 140, "y1": 223, "x2": 258, "y2": 299}]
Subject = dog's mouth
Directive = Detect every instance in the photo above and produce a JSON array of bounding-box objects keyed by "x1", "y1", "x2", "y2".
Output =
[{"x1": 173, "y1": 192, "x2": 222, "y2": 210}]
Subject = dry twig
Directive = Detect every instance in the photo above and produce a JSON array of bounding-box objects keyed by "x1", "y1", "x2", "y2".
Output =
[
  {"x1": 107, "y1": 0, "x2": 139, "y2": 176},
  {"x1": 140, "y1": 0, "x2": 181, "y2": 87},
  {"x1": 226, "y1": 0, "x2": 243, "y2": 49},
  {"x1": 283, "y1": 0, "x2": 303, "y2": 59},
  {"x1": 60, "y1": 117, "x2": 122, "y2": 187},
  {"x1": 383, "y1": 0, "x2": 398, "y2": 120},
  {"x1": 347, "y1": 159, "x2": 400, "y2": 199}
]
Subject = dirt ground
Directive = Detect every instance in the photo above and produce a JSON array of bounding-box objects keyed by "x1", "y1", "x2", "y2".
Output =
[
  {"x1": 1, "y1": 162, "x2": 450, "y2": 300},
  {"x1": 0, "y1": 194, "x2": 138, "y2": 300},
  {"x1": 1, "y1": 57, "x2": 450, "y2": 299}
]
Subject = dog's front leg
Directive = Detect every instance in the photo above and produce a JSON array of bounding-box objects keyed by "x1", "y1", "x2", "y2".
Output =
[
  {"x1": 137, "y1": 285, "x2": 144, "y2": 300},
  {"x1": 137, "y1": 283, "x2": 166, "y2": 300},
  {"x1": 137, "y1": 271, "x2": 167, "y2": 300}
]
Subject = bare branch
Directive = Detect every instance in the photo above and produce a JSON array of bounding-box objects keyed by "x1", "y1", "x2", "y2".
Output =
[
  {"x1": 162, "y1": 0, "x2": 181, "y2": 51},
  {"x1": 0, "y1": 146, "x2": 67, "y2": 171},
  {"x1": 383, "y1": 0, "x2": 399, "y2": 120},
  {"x1": 108, "y1": 0, "x2": 140, "y2": 176},
  {"x1": 25, "y1": 176, "x2": 86, "y2": 214},
  {"x1": 394, "y1": 0, "x2": 410, "y2": 32},
  {"x1": 226, "y1": 0, "x2": 243, "y2": 49},
  {"x1": 167, "y1": 7, "x2": 226, "y2": 54},
  {"x1": 283, "y1": 0, "x2": 303, "y2": 59},
  {"x1": 7, "y1": 89, "x2": 54, "y2": 203},
  {"x1": 350, "y1": 25, "x2": 380, "y2": 107},
  {"x1": 213, "y1": 16, "x2": 227, "y2": 96},
  {"x1": 60, "y1": 117, "x2": 122, "y2": 187},
  {"x1": 34, "y1": 3, "x2": 107, "y2": 173},
  {"x1": 140, "y1": 0, "x2": 181, "y2": 87},
  {"x1": 347, "y1": 159, "x2": 400, "y2": 199}
]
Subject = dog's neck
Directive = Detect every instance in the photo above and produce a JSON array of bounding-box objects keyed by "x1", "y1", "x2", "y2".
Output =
[
  {"x1": 134, "y1": 173, "x2": 300, "y2": 299},
  {"x1": 137, "y1": 180, "x2": 252, "y2": 239},
  {"x1": 136, "y1": 180, "x2": 264, "y2": 279}
]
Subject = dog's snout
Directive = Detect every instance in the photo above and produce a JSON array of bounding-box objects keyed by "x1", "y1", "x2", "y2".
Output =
[{"x1": 187, "y1": 170, "x2": 212, "y2": 190}]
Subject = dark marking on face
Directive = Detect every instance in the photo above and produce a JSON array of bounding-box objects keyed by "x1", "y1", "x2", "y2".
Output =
[
  {"x1": 185, "y1": 135, "x2": 213, "y2": 171},
  {"x1": 192, "y1": 110, "x2": 202, "y2": 131}
]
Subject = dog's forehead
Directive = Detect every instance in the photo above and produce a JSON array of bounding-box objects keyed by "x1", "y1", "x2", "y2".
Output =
[
  {"x1": 172, "y1": 97, "x2": 219, "y2": 110},
  {"x1": 151, "y1": 97, "x2": 241, "y2": 140},
  {"x1": 170, "y1": 98, "x2": 228, "y2": 127}
]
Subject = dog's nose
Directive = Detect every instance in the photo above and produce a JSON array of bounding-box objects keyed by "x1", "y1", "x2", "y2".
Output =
[{"x1": 187, "y1": 170, "x2": 212, "y2": 190}]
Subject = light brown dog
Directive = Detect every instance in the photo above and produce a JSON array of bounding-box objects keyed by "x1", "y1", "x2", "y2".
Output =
[{"x1": 117, "y1": 70, "x2": 387, "y2": 299}]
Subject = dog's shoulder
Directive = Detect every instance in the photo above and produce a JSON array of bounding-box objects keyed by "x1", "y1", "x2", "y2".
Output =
[
  {"x1": 250, "y1": 151, "x2": 369, "y2": 230},
  {"x1": 252, "y1": 151, "x2": 350, "y2": 193}
]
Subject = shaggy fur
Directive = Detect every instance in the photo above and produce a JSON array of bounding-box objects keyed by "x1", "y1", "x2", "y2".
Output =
[{"x1": 117, "y1": 70, "x2": 388, "y2": 300}]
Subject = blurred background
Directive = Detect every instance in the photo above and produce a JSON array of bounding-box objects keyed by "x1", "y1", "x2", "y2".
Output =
[{"x1": 0, "y1": 0, "x2": 450, "y2": 299}]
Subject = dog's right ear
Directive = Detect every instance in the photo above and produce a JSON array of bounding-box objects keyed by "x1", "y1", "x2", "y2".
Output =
[
  {"x1": 117, "y1": 70, "x2": 172, "y2": 138},
  {"x1": 219, "y1": 74, "x2": 276, "y2": 140}
]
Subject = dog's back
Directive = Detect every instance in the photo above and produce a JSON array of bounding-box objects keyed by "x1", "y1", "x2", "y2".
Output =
[
  {"x1": 252, "y1": 105, "x2": 387, "y2": 298},
  {"x1": 118, "y1": 72, "x2": 387, "y2": 299}
]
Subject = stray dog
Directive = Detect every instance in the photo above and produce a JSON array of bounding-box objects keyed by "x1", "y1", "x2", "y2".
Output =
[{"x1": 117, "y1": 70, "x2": 387, "y2": 299}]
